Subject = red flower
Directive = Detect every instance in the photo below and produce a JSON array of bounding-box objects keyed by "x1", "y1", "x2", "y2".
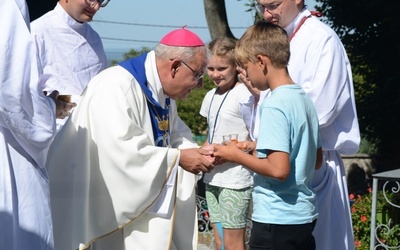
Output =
[
  {"x1": 350, "y1": 193, "x2": 355, "y2": 200},
  {"x1": 355, "y1": 240, "x2": 361, "y2": 247},
  {"x1": 361, "y1": 215, "x2": 367, "y2": 222}
]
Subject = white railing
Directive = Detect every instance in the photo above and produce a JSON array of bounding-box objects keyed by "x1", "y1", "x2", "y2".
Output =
[{"x1": 370, "y1": 169, "x2": 400, "y2": 250}]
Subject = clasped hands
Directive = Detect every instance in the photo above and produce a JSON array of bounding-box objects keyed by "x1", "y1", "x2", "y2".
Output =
[
  {"x1": 180, "y1": 141, "x2": 255, "y2": 175},
  {"x1": 211, "y1": 140, "x2": 256, "y2": 165}
]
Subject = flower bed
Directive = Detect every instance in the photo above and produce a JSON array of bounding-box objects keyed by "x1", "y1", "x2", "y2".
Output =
[{"x1": 350, "y1": 188, "x2": 400, "y2": 249}]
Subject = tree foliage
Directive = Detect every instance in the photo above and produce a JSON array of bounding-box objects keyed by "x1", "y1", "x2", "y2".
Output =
[
  {"x1": 110, "y1": 47, "x2": 152, "y2": 66},
  {"x1": 315, "y1": 0, "x2": 400, "y2": 166},
  {"x1": 176, "y1": 77, "x2": 214, "y2": 136}
]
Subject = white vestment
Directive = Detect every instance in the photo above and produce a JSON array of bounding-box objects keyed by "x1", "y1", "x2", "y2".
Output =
[
  {"x1": 46, "y1": 51, "x2": 199, "y2": 250},
  {"x1": 241, "y1": 8, "x2": 360, "y2": 250},
  {"x1": 0, "y1": 0, "x2": 57, "y2": 249},
  {"x1": 31, "y1": 3, "x2": 107, "y2": 129},
  {"x1": 286, "y1": 9, "x2": 360, "y2": 250}
]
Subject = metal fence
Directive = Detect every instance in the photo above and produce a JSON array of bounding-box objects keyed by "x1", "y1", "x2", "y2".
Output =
[{"x1": 369, "y1": 169, "x2": 400, "y2": 250}]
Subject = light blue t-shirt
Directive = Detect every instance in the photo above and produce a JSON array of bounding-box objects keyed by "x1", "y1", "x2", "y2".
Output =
[{"x1": 252, "y1": 84, "x2": 320, "y2": 225}]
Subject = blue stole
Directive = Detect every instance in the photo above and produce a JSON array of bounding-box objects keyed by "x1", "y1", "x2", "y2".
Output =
[{"x1": 119, "y1": 53, "x2": 170, "y2": 147}]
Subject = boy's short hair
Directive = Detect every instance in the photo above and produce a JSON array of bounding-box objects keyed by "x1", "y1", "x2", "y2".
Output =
[{"x1": 235, "y1": 21, "x2": 290, "y2": 68}]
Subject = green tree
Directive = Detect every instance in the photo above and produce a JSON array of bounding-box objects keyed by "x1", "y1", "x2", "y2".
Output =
[
  {"x1": 110, "y1": 47, "x2": 151, "y2": 65},
  {"x1": 176, "y1": 76, "x2": 214, "y2": 136},
  {"x1": 315, "y1": 0, "x2": 400, "y2": 168}
]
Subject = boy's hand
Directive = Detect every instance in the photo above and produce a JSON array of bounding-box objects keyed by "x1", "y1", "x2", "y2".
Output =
[{"x1": 213, "y1": 142, "x2": 241, "y2": 163}]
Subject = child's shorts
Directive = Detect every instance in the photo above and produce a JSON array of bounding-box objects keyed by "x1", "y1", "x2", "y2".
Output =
[{"x1": 205, "y1": 184, "x2": 252, "y2": 229}]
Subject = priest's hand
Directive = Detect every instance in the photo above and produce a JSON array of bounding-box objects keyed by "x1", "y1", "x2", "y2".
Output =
[
  {"x1": 179, "y1": 148, "x2": 215, "y2": 175},
  {"x1": 47, "y1": 90, "x2": 77, "y2": 119}
]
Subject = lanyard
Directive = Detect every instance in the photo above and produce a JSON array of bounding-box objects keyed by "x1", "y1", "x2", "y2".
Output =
[
  {"x1": 289, "y1": 11, "x2": 322, "y2": 41},
  {"x1": 207, "y1": 86, "x2": 233, "y2": 144}
]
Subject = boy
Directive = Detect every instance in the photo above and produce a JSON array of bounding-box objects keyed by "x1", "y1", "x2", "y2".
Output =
[{"x1": 213, "y1": 22, "x2": 322, "y2": 250}]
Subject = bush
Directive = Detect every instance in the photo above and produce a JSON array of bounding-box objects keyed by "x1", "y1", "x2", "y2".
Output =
[{"x1": 350, "y1": 188, "x2": 400, "y2": 249}]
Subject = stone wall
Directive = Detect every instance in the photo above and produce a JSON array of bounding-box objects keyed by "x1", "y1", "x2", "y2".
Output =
[
  {"x1": 342, "y1": 154, "x2": 377, "y2": 196},
  {"x1": 343, "y1": 154, "x2": 376, "y2": 178}
]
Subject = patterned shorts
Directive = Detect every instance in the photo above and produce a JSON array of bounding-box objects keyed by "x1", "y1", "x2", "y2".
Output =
[{"x1": 205, "y1": 184, "x2": 252, "y2": 229}]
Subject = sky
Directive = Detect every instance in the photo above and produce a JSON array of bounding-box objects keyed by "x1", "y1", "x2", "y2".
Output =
[{"x1": 90, "y1": 0, "x2": 317, "y2": 61}]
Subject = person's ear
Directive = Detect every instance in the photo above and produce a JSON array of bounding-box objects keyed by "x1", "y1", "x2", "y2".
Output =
[
  {"x1": 170, "y1": 59, "x2": 181, "y2": 78},
  {"x1": 256, "y1": 54, "x2": 270, "y2": 75},
  {"x1": 256, "y1": 55, "x2": 268, "y2": 68}
]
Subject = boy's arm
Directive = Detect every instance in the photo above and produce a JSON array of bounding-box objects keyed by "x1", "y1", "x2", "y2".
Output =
[
  {"x1": 259, "y1": 150, "x2": 290, "y2": 181},
  {"x1": 213, "y1": 144, "x2": 290, "y2": 181}
]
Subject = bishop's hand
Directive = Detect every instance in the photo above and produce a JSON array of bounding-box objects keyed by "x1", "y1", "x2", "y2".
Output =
[{"x1": 179, "y1": 148, "x2": 215, "y2": 175}]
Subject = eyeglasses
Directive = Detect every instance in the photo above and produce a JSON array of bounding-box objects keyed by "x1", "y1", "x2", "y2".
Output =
[
  {"x1": 84, "y1": 0, "x2": 110, "y2": 8},
  {"x1": 180, "y1": 60, "x2": 204, "y2": 81},
  {"x1": 256, "y1": 0, "x2": 286, "y2": 14}
]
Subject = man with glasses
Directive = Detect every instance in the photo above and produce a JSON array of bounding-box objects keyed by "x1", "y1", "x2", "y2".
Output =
[
  {"x1": 30, "y1": 0, "x2": 108, "y2": 131},
  {"x1": 180, "y1": 60, "x2": 205, "y2": 81},
  {"x1": 46, "y1": 27, "x2": 215, "y2": 250},
  {"x1": 239, "y1": 1, "x2": 360, "y2": 249}
]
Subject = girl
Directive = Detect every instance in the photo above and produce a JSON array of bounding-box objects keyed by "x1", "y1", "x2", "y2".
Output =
[{"x1": 200, "y1": 37, "x2": 253, "y2": 250}]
